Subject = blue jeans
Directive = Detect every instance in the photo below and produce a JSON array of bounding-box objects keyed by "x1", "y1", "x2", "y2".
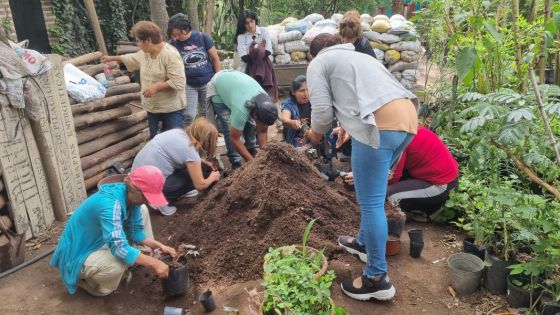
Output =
[
  {"x1": 147, "y1": 110, "x2": 185, "y2": 138},
  {"x1": 352, "y1": 131, "x2": 414, "y2": 277},
  {"x1": 184, "y1": 84, "x2": 208, "y2": 126},
  {"x1": 211, "y1": 100, "x2": 256, "y2": 165}
]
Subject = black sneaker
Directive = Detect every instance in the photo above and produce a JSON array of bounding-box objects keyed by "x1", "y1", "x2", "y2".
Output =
[
  {"x1": 341, "y1": 274, "x2": 396, "y2": 301},
  {"x1": 338, "y1": 235, "x2": 367, "y2": 263},
  {"x1": 231, "y1": 162, "x2": 242, "y2": 170}
]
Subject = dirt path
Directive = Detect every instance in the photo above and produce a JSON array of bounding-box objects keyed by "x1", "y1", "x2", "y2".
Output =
[{"x1": 0, "y1": 220, "x2": 508, "y2": 315}]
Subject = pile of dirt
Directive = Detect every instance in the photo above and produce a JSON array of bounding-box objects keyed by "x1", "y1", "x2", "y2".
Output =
[{"x1": 161, "y1": 141, "x2": 360, "y2": 284}]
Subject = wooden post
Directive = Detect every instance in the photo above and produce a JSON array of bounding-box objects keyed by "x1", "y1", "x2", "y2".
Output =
[
  {"x1": 83, "y1": 0, "x2": 108, "y2": 55},
  {"x1": 205, "y1": 0, "x2": 215, "y2": 34}
]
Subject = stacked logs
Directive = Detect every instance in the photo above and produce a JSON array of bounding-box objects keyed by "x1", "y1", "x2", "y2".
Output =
[
  {"x1": 116, "y1": 41, "x2": 140, "y2": 56},
  {"x1": 65, "y1": 51, "x2": 149, "y2": 191}
]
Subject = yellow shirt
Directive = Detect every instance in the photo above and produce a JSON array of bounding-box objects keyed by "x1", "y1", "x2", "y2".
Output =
[{"x1": 121, "y1": 43, "x2": 186, "y2": 113}]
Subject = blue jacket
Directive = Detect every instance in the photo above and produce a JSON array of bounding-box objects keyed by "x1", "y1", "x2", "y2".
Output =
[
  {"x1": 49, "y1": 183, "x2": 147, "y2": 294},
  {"x1": 281, "y1": 96, "x2": 305, "y2": 147}
]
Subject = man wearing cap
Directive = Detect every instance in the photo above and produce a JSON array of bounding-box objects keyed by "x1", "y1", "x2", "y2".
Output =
[
  {"x1": 206, "y1": 70, "x2": 278, "y2": 168},
  {"x1": 50, "y1": 165, "x2": 177, "y2": 296}
]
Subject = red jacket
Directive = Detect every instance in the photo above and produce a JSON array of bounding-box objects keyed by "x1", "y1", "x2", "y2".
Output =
[{"x1": 389, "y1": 126, "x2": 459, "y2": 185}]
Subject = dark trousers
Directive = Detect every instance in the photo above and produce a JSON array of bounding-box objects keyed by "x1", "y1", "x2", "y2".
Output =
[
  {"x1": 163, "y1": 164, "x2": 213, "y2": 201},
  {"x1": 386, "y1": 177, "x2": 459, "y2": 215},
  {"x1": 147, "y1": 109, "x2": 185, "y2": 138}
]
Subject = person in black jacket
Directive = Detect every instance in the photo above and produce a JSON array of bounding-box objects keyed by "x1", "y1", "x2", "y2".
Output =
[{"x1": 339, "y1": 10, "x2": 378, "y2": 59}]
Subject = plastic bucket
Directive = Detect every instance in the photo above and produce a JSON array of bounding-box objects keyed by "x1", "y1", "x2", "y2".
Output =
[{"x1": 448, "y1": 253, "x2": 484, "y2": 296}]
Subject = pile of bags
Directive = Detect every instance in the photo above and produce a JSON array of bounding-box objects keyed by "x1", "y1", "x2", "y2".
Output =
[
  {"x1": 267, "y1": 13, "x2": 423, "y2": 91},
  {"x1": 364, "y1": 14, "x2": 422, "y2": 91}
]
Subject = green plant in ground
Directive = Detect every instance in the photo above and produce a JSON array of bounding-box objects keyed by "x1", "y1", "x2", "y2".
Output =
[{"x1": 262, "y1": 219, "x2": 346, "y2": 315}]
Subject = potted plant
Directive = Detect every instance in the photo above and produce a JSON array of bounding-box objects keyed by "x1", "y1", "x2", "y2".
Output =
[
  {"x1": 159, "y1": 244, "x2": 193, "y2": 296},
  {"x1": 260, "y1": 219, "x2": 347, "y2": 315},
  {"x1": 386, "y1": 199, "x2": 406, "y2": 238}
]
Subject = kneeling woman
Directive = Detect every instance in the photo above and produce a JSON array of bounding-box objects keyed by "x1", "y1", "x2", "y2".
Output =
[{"x1": 132, "y1": 118, "x2": 221, "y2": 215}]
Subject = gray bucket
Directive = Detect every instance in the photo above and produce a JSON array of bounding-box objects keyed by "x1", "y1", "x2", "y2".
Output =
[{"x1": 448, "y1": 253, "x2": 484, "y2": 295}]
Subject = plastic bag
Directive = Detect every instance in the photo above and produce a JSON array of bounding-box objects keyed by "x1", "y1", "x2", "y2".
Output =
[
  {"x1": 273, "y1": 43, "x2": 285, "y2": 56},
  {"x1": 390, "y1": 41, "x2": 422, "y2": 52},
  {"x1": 384, "y1": 49, "x2": 401, "y2": 65},
  {"x1": 400, "y1": 50, "x2": 419, "y2": 63},
  {"x1": 388, "y1": 61, "x2": 418, "y2": 73},
  {"x1": 361, "y1": 14, "x2": 374, "y2": 25},
  {"x1": 10, "y1": 45, "x2": 52, "y2": 76},
  {"x1": 281, "y1": 17, "x2": 298, "y2": 26},
  {"x1": 373, "y1": 15, "x2": 390, "y2": 22},
  {"x1": 402, "y1": 69, "x2": 420, "y2": 81},
  {"x1": 379, "y1": 33, "x2": 401, "y2": 44},
  {"x1": 290, "y1": 51, "x2": 307, "y2": 62},
  {"x1": 369, "y1": 41, "x2": 390, "y2": 51},
  {"x1": 284, "y1": 40, "x2": 310, "y2": 53},
  {"x1": 285, "y1": 20, "x2": 313, "y2": 34},
  {"x1": 278, "y1": 31, "x2": 303, "y2": 44},
  {"x1": 302, "y1": 26, "x2": 337, "y2": 45},
  {"x1": 63, "y1": 63, "x2": 106, "y2": 102},
  {"x1": 315, "y1": 19, "x2": 337, "y2": 29},
  {"x1": 331, "y1": 13, "x2": 343, "y2": 24},
  {"x1": 371, "y1": 20, "x2": 391, "y2": 33},
  {"x1": 364, "y1": 31, "x2": 381, "y2": 42},
  {"x1": 391, "y1": 72, "x2": 403, "y2": 81},
  {"x1": 275, "y1": 53, "x2": 291, "y2": 65},
  {"x1": 304, "y1": 13, "x2": 324, "y2": 24},
  {"x1": 374, "y1": 49, "x2": 384, "y2": 61}
]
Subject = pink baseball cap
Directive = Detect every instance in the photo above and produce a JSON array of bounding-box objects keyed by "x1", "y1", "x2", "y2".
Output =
[{"x1": 129, "y1": 165, "x2": 168, "y2": 207}]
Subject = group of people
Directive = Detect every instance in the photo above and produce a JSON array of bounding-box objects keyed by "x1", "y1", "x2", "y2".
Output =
[{"x1": 50, "y1": 10, "x2": 459, "y2": 304}]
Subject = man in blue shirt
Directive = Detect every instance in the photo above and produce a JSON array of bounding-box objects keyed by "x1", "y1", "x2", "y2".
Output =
[{"x1": 50, "y1": 165, "x2": 177, "y2": 296}]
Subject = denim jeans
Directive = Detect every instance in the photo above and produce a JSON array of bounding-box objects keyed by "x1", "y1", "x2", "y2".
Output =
[
  {"x1": 352, "y1": 131, "x2": 414, "y2": 277},
  {"x1": 147, "y1": 110, "x2": 185, "y2": 139},
  {"x1": 163, "y1": 164, "x2": 213, "y2": 201},
  {"x1": 184, "y1": 84, "x2": 208, "y2": 126},
  {"x1": 211, "y1": 100, "x2": 256, "y2": 165}
]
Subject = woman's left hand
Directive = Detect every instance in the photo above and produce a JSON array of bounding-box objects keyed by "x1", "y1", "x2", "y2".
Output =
[
  {"x1": 160, "y1": 245, "x2": 177, "y2": 258},
  {"x1": 143, "y1": 84, "x2": 158, "y2": 98}
]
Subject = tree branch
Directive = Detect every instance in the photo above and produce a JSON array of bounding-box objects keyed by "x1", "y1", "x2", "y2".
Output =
[
  {"x1": 491, "y1": 140, "x2": 560, "y2": 200},
  {"x1": 529, "y1": 70, "x2": 560, "y2": 168}
]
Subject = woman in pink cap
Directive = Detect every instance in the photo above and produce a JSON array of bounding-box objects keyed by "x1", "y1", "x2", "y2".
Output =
[{"x1": 50, "y1": 165, "x2": 177, "y2": 296}]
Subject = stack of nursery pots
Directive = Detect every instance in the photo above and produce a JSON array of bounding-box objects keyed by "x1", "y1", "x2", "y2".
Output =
[
  {"x1": 386, "y1": 201, "x2": 406, "y2": 256},
  {"x1": 267, "y1": 13, "x2": 423, "y2": 92}
]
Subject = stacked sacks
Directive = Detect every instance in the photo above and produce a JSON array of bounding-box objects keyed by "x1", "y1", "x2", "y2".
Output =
[{"x1": 363, "y1": 14, "x2": 423, "y2": 91}]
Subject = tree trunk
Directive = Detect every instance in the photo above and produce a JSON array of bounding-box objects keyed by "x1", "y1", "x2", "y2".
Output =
[
  {"x1": 82, "y1": 145, "x2": 142, "y2": 179},
  {"x1": 187, "y1": 0, "x2": 200, "y2": 31},
  {"x1": 539, "y1": 0, "x2": 553, "y2": 82},
  {"x1": 205, "y1": 0, "x2": 216, "y2": 34},
  {"x1": 149, "y1": 0, "x2": 169, "y2": 39},
  {"x1": 104, "y1": 83, "x2": 141, "y2": 97},
  {"x1": 76, "y1": 111, "x2": 147, "y2": 144},
  {"x1": 71, "y1": 93, "x2": 140, "y2": 116},
  {"x1": 64, "y1": 51, "x2": 103, "y2": 66},
  {"x1": 81, "y1": 130, "x2": 148, "y2": 170},
  {"x1": 512, "y1": 0, "x2": 525, "y2": 92},
  {"x1": 73, "y1": 107, "x2": 133, "y2": 130},
  {"x1": 391, "y1": 0, "x2": 404, "y2": 16},
  {"x1": 79, "y1": 121, "x2": 148, "y2": 157},
  {"x1": 84, "y1": 0, "x2": 108, "y2": 55}
]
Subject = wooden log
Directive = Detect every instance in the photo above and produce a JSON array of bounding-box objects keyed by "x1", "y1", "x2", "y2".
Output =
[
  {"x1": 64, "y1": 51, "x2": 103, "y2": 66},
  {"x1": 108, "y1": 76, "x2": 131, "y2": 87},
  {"x1": 105, "y1": 83, "x2": 141, "y2": 97},
  {"x1": 74, "y1": 106, "x2": 132, "y2": 130},
  {"x1": 77, "y1": 65, "x2": 92, "y2": 71},
  {"x1": 81, "y1": 129, "x2": 148, "y2": 170},
  {"x1": 84, "y1": 0, "x2": 108, "y2": 55},
  {"x1": 116, "y1": 45, "x2": 140, "y2": 55},
  {"x1": 110, "y1": 69, "x2": 125, "y2": 78},
  {"x1": 0, "y1": 215, "x2": 12, "y2": 230},
  {"x1": 71, "y1": 92, "x2": 140, "y2": 116},
  {"x1": 82, "y1": 144, "x2": 142, "y2": 178},
  {"x1": 83, "y1": 62, "x2": 117, "y2": 77},
  {"x1": 84, "y1": 158, "x2": 133, "y2": 191},
  {"x1": 116, "y1": 40, "x2": 137, "y2": 46},
  {"x1": 79, "y1": 121, "x2": 148, "y2": 157},
  {"x1": 76, "y1": 111, "x2": 147, "y2": 144}
]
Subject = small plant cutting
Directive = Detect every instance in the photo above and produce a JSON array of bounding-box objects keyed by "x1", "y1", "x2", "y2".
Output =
[{"x1": 261, "y1": 219, "x2": 347, "y2": 315}]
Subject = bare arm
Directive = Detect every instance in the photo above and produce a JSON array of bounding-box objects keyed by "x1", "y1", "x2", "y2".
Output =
[
  {"x1": 230, "y1": 127, "x2": 254, "y2": 161},
  {"x1": 135, "y1": 253, "x2": 170, "y2": 278},
  {"x1": 100, "y1": 55, "x2": 123, "y2": 64},
  {"x1": 207, "y1": 47, "x2": 222, "y2": 73},
  {"x1": 281, "y1": 109, "x2": 300, "y2": 129},
  {"x1": 256, "y1": 121, "x2": 268, "y2": 148},
  {"x1": 186, "y1": 161, "x2": 220, "y2": 190}
]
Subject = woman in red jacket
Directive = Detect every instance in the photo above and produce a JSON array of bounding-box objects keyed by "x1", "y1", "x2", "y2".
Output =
[{"x1": 345, "y1": 126, "x2": 458, "y2": 219}]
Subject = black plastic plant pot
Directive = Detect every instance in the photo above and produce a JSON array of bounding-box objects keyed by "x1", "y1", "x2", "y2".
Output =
[
  {"x1": 387, "y1": 217, "x2": 406, "y2": 238},
  {"x1": 408, "y1": 229, "x2": 423, "y2": 243},
  {"x1": 410, "y1": 242, "x2": 424, "y2": 258},
  {"x1": 506, "y1": 275, "x2": 542, "y2": 309},
  {"x1": 199, "y1": 290, "x2": 216, "y2": 313},
  {"x1": 545, "y1": 68, "x2": 555, "y2": 84},
  {"x1": 483, "y1": 251, "x2": 514, "y2": 294},
  {"x1": 161, "y1": 259, "x2": 189, "y2": 296},
  {"x1": 462, "y1": 237, "x2": 487, "y2": 262},
  {"x1": 541, "y1": 302, "x2": 560, "y2": 315}
]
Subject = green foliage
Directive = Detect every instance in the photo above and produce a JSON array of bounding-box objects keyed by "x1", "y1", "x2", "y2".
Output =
[
  {"x1": 52, "y1": 0, "x2": 149, "y2": 56},
  {"x1": 262, "y1": 219, "x2": 346, "y2": 315}
]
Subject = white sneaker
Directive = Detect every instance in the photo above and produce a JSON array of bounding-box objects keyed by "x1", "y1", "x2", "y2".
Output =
[
  {"x1": 158, "y1": 205, "x2": 177, "y2": 216},
  {"x1": 180, "y1": 190, "x2": 199, "y2": 198}
]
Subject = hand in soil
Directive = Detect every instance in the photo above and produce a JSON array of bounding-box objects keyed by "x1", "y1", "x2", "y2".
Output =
[
  {"x1": 153, "y1": 259, "x2": 170, "y2": 278},
  {"x1": 344, "y1": 172, "x2": 354, "y2": 185},
  {"x1": 208, "y1": 171, "x2": 221, "y2": 183},
  {"x1": 160, "y1": 245, "x2": 177, "y2": 258}
]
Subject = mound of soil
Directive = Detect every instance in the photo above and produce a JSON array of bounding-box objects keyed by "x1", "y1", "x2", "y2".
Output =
[{"x1": 161, "y1": 142, "x2": 360, "y2": 284}]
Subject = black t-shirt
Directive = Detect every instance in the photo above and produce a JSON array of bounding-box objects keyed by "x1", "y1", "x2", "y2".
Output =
[{"x1": 353, "y1": 36, "x2": 378, "y2": 59}]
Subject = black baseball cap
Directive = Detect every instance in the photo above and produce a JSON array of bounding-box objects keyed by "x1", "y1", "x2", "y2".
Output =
[{"x1": 254, "y1": 93, "x2": 278, "y2": 126}]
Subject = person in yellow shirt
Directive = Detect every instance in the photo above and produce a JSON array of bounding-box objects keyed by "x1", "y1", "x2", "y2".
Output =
[{"x1": 102, "y1": 21, "x2": 186, "y2": 138}]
